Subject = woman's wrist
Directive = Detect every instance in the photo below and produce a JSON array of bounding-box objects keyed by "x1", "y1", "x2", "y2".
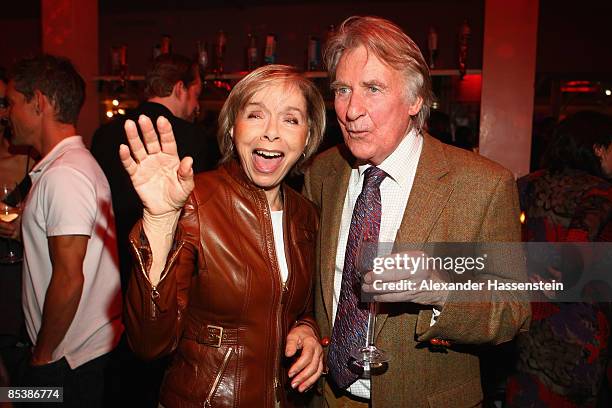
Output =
[
  {"x1": 142, "y1": 209, "x2": 181, "y2": 286},
  {"x1": 292, "y1": 318, "x2": 321, "y2": 340}
]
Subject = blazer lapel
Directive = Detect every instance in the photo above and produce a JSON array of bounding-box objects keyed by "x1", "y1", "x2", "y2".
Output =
[
  {"x1": 375, "y1": 134, "x2": 454, "y2": 339},
  {"x1": 319, "y1": 151, "x2": 353, "y2": 328}
]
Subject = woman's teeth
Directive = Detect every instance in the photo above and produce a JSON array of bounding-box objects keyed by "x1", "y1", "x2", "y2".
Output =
[{"x1": 255, "y1": 150, "x2": 283, "y2": 158}]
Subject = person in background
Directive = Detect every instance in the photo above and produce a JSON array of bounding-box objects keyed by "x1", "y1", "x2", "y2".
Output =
[
  {"x1": 0, "y1": 67, "x2": 36, "y2": 388},
  {"x1": 507, "y1": 111, "x2": 612, "y2": 407},
  {"x1": 91, "y1": 54, "x2": 219, "y2": 407},
  {"x1": 303, "y1": 16, "x2": 530, "y2": 407},
  {"x1": 0, "y1": 67, "x2": 35, "y2": 238},
  {"x1": 6, "y1": 54, "x2": 123, "y2": 407},
  {"x1": 91, "y1": 53, "x2": 218, "y2": 293},
  {"x1": 123, "y1": 64, "x2": 325, "y2": 407}
]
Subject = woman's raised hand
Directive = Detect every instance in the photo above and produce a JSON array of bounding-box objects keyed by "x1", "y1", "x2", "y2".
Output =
[{"x1": 119, "y1": 115, "x2": 194, "y2": 215}]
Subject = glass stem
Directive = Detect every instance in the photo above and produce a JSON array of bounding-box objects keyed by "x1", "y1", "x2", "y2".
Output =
[
  {"x1": 7, "y1": 239, "x2": 15, "y2": 257},
  {"x1": 366, "y1": 302, "x2": 377, "y2": 347}
]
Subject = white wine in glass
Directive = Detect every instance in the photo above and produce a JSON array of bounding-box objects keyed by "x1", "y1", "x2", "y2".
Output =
[
  {"x1": 0, "y1": 183, "x2": 22, "y2": 264},
  {"x1": 351, "y1": 239, "x2": 390, "y2": 372},
  {"x1": 0, "y1": 207, "x2": 19, "y2": 222}
]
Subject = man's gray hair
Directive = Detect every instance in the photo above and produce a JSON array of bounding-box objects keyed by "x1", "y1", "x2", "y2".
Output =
[{"x1": 324, "y1": 16, "x2": 435, "y2": 133}]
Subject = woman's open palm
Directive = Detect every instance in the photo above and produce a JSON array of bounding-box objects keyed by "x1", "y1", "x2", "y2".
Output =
[{"x1": 119, "y1": 115, "x2": 194, "y2": 215}]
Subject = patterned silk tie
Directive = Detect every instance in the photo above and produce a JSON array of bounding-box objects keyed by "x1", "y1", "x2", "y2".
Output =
[{"x1": 328, "y1": 166, "x2": 387, "y2": 389}]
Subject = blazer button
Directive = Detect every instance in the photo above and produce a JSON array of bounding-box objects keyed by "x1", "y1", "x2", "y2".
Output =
[
  {"x1": 320, "y1": 336, "x2": 330, "y2": 347},
  {"x1": 430, "y1": 338, "x2": 451, "y2": 347}
]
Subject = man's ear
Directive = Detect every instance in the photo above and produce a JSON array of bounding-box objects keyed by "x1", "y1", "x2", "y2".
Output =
[
  {"x1": 172, "y1": 81, "x2": 185, "y2": 99},
  {"x1": 33, "y1": 89, "x2": 46, "y2": 115},
  {"x1": 594, "y1": 144, "x2": 605, "y2": 159},
  {"x1": 408, "y1": 96, "x2": 423, "y2": 117}
]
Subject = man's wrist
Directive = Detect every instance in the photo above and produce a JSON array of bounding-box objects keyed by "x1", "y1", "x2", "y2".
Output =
[{"x1": 30, "y1": 347, "x2": 53, "y2": 365}]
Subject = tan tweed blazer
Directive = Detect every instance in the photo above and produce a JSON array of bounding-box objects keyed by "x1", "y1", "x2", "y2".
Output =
[{"x1": 303, "y1": 134, "x2": 531, "y2": 408}]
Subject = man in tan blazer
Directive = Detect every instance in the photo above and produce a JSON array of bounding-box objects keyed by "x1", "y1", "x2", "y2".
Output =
[{"x1": 303, "y1": 16, "x2": 530, "y2": 407}]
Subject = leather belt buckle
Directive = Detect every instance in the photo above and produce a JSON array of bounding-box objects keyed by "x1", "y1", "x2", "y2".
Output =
[{"x1": 207, "y1": 325, "x2": 224, "y2": 348}]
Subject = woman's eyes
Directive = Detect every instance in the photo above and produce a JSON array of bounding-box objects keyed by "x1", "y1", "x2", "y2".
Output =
[
  {"x1": 244, "y1": 111, "x2": 302, "y2": 125},
  {"x1": 247, "y1": 112, "x2": 263, "y2": 119}
]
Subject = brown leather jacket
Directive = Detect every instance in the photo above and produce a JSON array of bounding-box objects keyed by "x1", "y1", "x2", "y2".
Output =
[{"x1": 124, "y1": 161, "x2": 320, "y2": 407}]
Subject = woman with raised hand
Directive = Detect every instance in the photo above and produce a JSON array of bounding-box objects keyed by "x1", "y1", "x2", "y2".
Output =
[{"x1": 121, "y1": 65, "x2": 325, "y2": 407}]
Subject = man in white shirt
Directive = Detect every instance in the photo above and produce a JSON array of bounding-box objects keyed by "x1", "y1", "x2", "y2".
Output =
[
  {"x1": 304, "y1": 16, "x2": 530, "y2": 407},
  {"x1": 6, "y1": 55, "x2": 123, "y2": 407}
]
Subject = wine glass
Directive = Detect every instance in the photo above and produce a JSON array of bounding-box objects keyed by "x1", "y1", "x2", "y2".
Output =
[
  {"x1": 351, "y1": 239, "x2": 390, "y2": 373},
  {"x1": 0, "y1": 183, "x2": 22, "y2": 264}
]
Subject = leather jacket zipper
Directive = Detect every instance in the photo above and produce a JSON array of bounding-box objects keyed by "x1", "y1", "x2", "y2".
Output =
[
  {"x1": 274, "y1": 282, "x2": 288, "y2": 402},
  {"x1": 263, "y1": 191, "x2": 291, "y2": 404},
  {"x1": 204, "y1": 347, "x2": 234, "y2": 407},
  {"x1": 130, "y1": 239, "x2": 184, "y2": 320},
  {"x1": 262, "y1": 202, "x2": 283, "y2": 403}
]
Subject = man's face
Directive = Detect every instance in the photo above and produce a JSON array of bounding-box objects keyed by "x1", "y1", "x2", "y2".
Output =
[
  {"x1": 6, "y1": 81, "x2": 40, "y2": 147},
  {"x1": 177, "y1": 74, "x2": 202, "y2": 122},
  {"x1": 333, "y1": 45, "x2": 422, "y2": 165},
  {"x1": 596, "y1": 143, "x2": 612, "y2": 179}
]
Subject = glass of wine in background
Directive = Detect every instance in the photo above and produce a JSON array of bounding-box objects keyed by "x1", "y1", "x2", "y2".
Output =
[{"x1": 0, "y1": 183, "x2": 22, "y2": 264}]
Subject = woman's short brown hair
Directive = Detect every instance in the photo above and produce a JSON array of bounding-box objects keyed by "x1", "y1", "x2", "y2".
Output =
[{"x1": 217, "y1": 65, "x2": 326, "y2": 173}]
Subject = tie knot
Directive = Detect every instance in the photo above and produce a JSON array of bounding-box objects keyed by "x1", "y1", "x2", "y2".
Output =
[{"x1": 363, "y1": 166, "x2": 387, "y2": 189}]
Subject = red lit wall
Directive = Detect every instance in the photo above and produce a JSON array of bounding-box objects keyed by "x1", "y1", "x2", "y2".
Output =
[{"x1": 479, "y1": 0, "x2": 539, "y2": 178}]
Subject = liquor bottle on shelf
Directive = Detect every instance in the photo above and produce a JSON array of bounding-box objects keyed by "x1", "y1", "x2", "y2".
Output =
[
  {"x1": 197, "y1": 40, "x2": 208, "y2": 74},
  {"x1": 215, "y1": 30, "x2": 227, "y2": 74},
  {"x1": 458, "y1": 19, "x2": 471, "y2": 79},
  {"x1": 160, "y1": 34, "x2": 172, "y2": 55},
  {"x1": 246, "y1": 33, "x2": 258, "y2": 71},
  {"x1": 109, "y1": 45, "x2": 128, "y2": 86},
  {"x1": 307, "y1": 35, "x2": 321, "y2": 71},
  {"x1": 427, "y1": 27, "x2": 438, "y2": 69},
  {"x1": 110, "y1": 46, "x2": 121, "y2": 75},
  {"x1": 263, "y1": 34, "x2": 277, "y2": 65},
  {"x1": 119, "y1": 45, "x2": 128, "y2": 81}
]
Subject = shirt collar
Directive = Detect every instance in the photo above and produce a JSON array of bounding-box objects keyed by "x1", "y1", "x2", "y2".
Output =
[
  {"x1": 357, "y1": 128, "x2": 421, "y2": 186},
  {"x1": 30, "y1": 136, "x2": 84, "y2": 180}
]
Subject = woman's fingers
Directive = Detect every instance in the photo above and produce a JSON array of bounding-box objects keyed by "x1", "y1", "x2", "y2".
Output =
[
  {"x1": 298, "y1": 359, "x2": 324, "y2": 393},
  {"x1": 125, "y1": 116, "x2": 177, "y2": 161},
  {"x1": 123, "y1": 120, "x2": 147, "y2": 162},
  {"x1": 139, "y1": 115, "x2": 161, "y2": 155},
  {"x1": 178, "y1": 156, "x2": 194, "y2": 181},
  {"x1": 292, "y1": 342, "x2": 323, "y2": 392},
  {"x1": 178, "y1": 157, "x2": 195, "y2": 197},
  {"x1": 157, "y1": 116, "x2": 178, "y2": 156},
  {"x1": 119, "y1": 144, "x2": 138, "y2": 177}
]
